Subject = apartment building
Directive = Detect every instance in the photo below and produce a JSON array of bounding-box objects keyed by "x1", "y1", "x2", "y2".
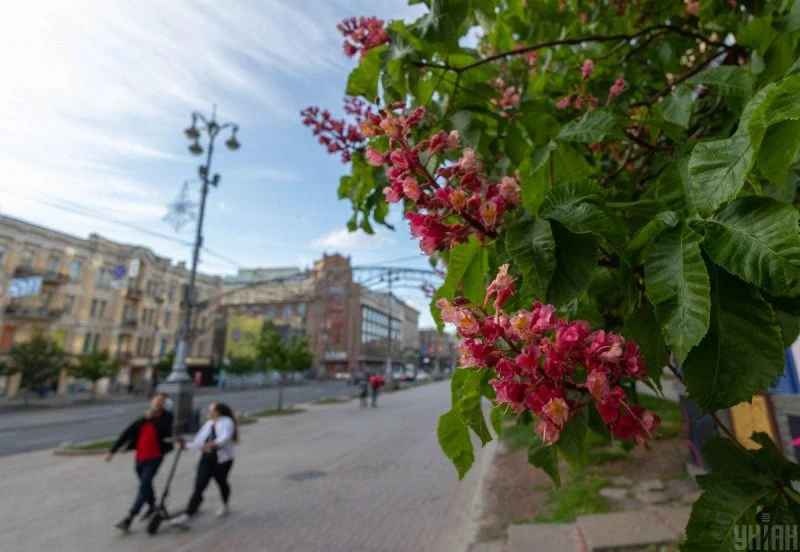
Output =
[
  {"x1": 0, "y1": 215, "x2": 222, "y2": 395},
  {"x1": 220, "y1": 253, "x2": 420, "y2": 377}
]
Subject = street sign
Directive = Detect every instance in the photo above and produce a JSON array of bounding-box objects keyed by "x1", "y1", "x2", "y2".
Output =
[{"x1": 8, "y1": 276, "x2": 42, "y2": 298}]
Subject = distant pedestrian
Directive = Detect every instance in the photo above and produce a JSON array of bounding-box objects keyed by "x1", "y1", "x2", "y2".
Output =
[
  {"x1": 106, "y1": 392, "x2": 174, "y2": 532},
  {"x1": 359, "y1": 374, "x2": 369, "y2": 408},
  {"x1": 369, "y1": 374, "x2": 385, "y2": 407},
  {"x1": 170, "y1": 401, "x2": 238, "y2": 527}
]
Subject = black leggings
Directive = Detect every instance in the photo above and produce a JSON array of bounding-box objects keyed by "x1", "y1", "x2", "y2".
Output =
[{"x1": 186, "y1": 454, "x2": 233, "y2": 516}]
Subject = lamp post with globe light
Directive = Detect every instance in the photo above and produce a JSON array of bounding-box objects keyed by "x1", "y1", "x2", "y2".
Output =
[{"x1": 160, "y1": 106, "x2": 240, "y2": 433}]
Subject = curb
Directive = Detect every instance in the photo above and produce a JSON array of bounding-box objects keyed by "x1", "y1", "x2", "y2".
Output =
[{"x1": 463, "y1": 438, "x2": 500, "y2": 552}]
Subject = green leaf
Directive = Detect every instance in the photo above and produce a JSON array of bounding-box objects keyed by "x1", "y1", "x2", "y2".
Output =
[
  {"x1": 644, "y1": 225, "x2": 711, "y2": 364},
  {"x1": 490, "y1": 404, "x2": 506, "y2": 437},
  {"x1": 626, "y1": 211, "x2": 679, "y2": 255},
  {"x1": 770, "y1": 297, "x2": 800, "y2": 347},
  {"x1": 506, "y1": 122, "x2": 530, "y2": 165},
  {"x1": 695, "y1": 196, "x2": 800, "y2": 297},
  {"x1": 505, "y1": 217, "x2": 556, "y2": 301},
  {"x1": 688, "y1": 74, "x2": 800, "y2": 213},
  {"x1": 540, "y1": 182, "x2": 625, "y2": 249},
  {"x1": 687, "y1": 131, "x2": 754, "y2": 215},
  {"x1": 345, "y1": 45, "x2": 387, "y2": 99},
  {"x1": 683, "y1": 476, "x2": 774, "y2": 552},
  {"x1": 758, "y1": 120, "x2": 800, "y2": 183},
  {"x1": 456, "y1": 369, "x2": 492, "y2": 446},
  {"x1": 528, "y1": 440, "x2": 561, "y2": 487},
  {"x1": 431, "y1": 238, "x2": 480, "y2": 329},
  {"x1": 556, "y1": 408, "x2": 588, "y2": 469},
  {"x1": 684, "y1": 266, "x2": 785, "y2": 411},
  {"x1": 547, "y1": 223, "x2": 598, "y2": 306},
  {"x1": 462, "y1": 246, "x2": 489, "y2": 305},
  {"x1": 657, "y1": 85, "x2": 694, "y2": 129},
  {"x1": 687, "y1": 65, "x2": 753, "y2": 102},
  {"x1": 623, "y1": 300, "x2": 667, "y2": 388},
  {"x1": 437, "y1": 409, "x2": 475, "y2": 480},
  {"x1": 683, "y1": 437, "x2": 780, "y2": 551},
  {"x1": 557, "y1": 109, "x2": 617, "y2": 143}
]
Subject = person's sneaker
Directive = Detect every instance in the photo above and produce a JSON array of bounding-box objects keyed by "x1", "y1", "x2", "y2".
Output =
[
  {"x1": 114, "y1": 517, "x2": 132, "y2": 532},
  {"x1": 216, "y1": 505, "x2": 229, "y2": 518},
  {"x1": 169, "y1": 513, "x2": 191, "y2": 528}
]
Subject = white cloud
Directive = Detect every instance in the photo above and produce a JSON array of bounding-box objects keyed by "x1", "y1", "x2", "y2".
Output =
[{"x1": 312, "y1": 228, "x2": 392, "y2": 252}]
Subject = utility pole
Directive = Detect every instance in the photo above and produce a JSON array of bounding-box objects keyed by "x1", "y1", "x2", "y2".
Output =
[{"x1": 160, "y1": 106, "x2": 240, "y2": 434}]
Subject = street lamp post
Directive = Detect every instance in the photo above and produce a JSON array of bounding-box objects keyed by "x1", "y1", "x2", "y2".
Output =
[{"x1": 160, "y1": 106, "x2": 240, "y2": 434}]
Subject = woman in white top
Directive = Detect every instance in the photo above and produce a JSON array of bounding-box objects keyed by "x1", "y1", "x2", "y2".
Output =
[{"x1": 171, "y1": 401, "x2": 238, "y2": 526}]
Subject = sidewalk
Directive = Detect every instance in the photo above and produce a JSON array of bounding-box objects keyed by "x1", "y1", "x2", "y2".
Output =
[{"x1": 0, "y1": 381, "x2": 488, "y2": 552}]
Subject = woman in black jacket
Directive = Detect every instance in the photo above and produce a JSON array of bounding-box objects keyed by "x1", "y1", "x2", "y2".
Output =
[{"x1": 105, "y1": 392, "x2": 173, "y2": 532}]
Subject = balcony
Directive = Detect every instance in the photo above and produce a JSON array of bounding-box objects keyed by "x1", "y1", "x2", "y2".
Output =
[
  {"x1": 4, "y1": 304, "x2": 63, "y2": 321},
  {"x1": 125, "y1": 287, "x2": 143, "y2": 301},
  {"x1": 122, "y1": 316, "x2": 138, "y2": 329},
  {"x1": 12, "y1": 267, "x2": 69, "y2": 286}
]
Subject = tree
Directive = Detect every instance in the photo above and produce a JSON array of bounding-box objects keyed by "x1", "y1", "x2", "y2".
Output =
[
  {"x1": 254, "y1": 323, "x2": 311, "y2": 411},
  {"x1": 71, "y1": 350, "x2": 118, "y2": 398},
  {"x1": 224, "y1": 354, "x2": 258, "y2": 389},
  {"x1": 304, "y1": 3, "x2": 800, "y2": 548},
  {"x1": 286, "y1": 336, "x2": 313, "y2": 375},
  {"x1": 9, "y1": 334, "x2": 67, "y2": 401}
]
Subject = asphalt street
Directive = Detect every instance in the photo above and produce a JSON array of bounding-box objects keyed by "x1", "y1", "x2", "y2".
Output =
[{"x1": 0, "y1": 381, "x2": 353, "y2": 456}]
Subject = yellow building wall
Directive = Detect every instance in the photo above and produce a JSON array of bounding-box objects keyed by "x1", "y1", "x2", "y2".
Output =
[{"x1": 225, "y1": 315, "x2": 263, "y2": 358}]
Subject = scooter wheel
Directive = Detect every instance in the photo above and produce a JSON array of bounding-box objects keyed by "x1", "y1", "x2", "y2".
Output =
[{"x1": 147, "y1": 513, "x2": 163, "y2": 535}]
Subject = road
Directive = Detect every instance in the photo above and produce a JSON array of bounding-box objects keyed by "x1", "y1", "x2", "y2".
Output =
[
  {"x1": 0, "y1": 381, "x2": 489, "y2": 552},
  {"x1": 0, "y1": 381, "x2": 352, "y2": 457}
]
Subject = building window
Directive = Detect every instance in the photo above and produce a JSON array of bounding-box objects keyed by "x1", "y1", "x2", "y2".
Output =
[
  {"x1": 92, "y1": 334, "x2": 101, "y2": 352},
  {"x1": 98, "y1": 300, "x2": 107, "y2": 319},
  {"x1": 96, "y1": 266, "x2": 113, "y2": 289},
  {"x1": 83, "y1": 332, "x2": 93, "y2": 353},
  {"x1": 90, "y1": 299, "x2": 99, "y2": 318},
  {"x1": 297, "y1": 302, "x2": 306, "y2": 316},
  {"x1": 20, "y1": 248, "x2": 35, "y2": 270},
  {"x1": 283, "y1": 304, "x2": 292, "y2": 317},
  {"x1": 47, "y1": 254, "x2": 61, "y2": 273},
  {"x1": 63, "y1": 295, "x2": 75, "y2": 315},
  {"x1": 168, "y1": 282, "x2": 177, "y2": 301},
  {"x1": 159, "y1": 338, "x2": 167, "y2": 357},
  {"x1": 0, "y1": 244, "x2": 6, "y2": 268},
  {"x1": 164, "y1": 310, "x2": 171, "y2": 327},
  {"x1": 68, "y1": 259, "x2": 82, "y2": 281}
]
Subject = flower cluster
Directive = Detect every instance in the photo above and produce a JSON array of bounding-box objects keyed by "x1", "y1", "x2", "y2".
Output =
[
  {"x1": 438, "y1": 265, "x2": 659, "y2": 446},
  {"x1": 362, "y1": 104, "x2": 521, "y2": 254},
  {"x1": 300, "y1": 97, "x2": 373, "y2": 163},
  {"x1": 337, "y1": 16, "x2": 389, "y2": 58},
  {"x1": 491, "y1": 77, "x2": 522, "y2": 117},
  {"x1": 556, "y1": 58, "x2": 627, "y2": 110}
]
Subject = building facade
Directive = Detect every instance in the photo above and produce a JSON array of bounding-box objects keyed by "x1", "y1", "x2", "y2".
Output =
[
  {"x1": 219, "y1": 254, "x2": 420, "y2": 377},
  {"x1": 0, "y1": 215, "x2": 222, "y2": 395},
  {"x1": 418, "y1": 328, "x2": 458, "y2": 376}
]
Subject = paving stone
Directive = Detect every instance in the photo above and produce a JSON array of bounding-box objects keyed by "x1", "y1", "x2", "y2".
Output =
[
  {"x1": 599, "y1": 487, "x2": 629, "y2": 500},
  {"x1": 576, "y1": 510, "x2": 681, "y2": 550},
  {"x1": 609, "y1": 475, "x2": 634, "y2": 487},
  {"x1": 634, "y1": 489, "x2": 671, "y2": 505},
  {"x1": 470, "y1": 539, "x2": 507, "y2": 552},
  {"x1": 649, "y1": 506, "x2": 692, "y2": 535},
  {"x1": 507, "y1": 523, "x2": 580, "y2": 552},
  {"x1": 635, "y1": 478, "x2": 665, "y2": 492}
]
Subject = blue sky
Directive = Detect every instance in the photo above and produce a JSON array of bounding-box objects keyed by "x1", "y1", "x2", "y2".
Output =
[{"x1": 0, "y1": 1, "x2": 441, "y2": 324}]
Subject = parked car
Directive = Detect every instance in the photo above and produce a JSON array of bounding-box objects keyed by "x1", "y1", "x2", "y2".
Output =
[
  {"x1": 334, "y1": 371, "x2": 351, "y2": 381},
  {"x1": 415, "y1": 371, "x2": 431, "y2": 382}
]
